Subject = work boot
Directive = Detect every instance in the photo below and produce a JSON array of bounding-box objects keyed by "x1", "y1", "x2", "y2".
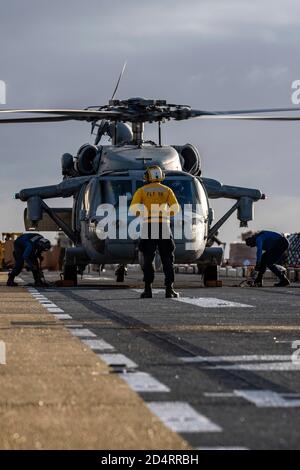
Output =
[
  {"x1": 6, "y1": 275, "x2": 18, "y2": 287},
  {"x1": 253, "y1": 274, "x2": 263, "y2": 287},
  {"x1": 140, "y1": 284, "x2": 152, "y2": 298},
  {"x1": 274, "y1": 275, "x2": 290, "y2": 287},
  {"x1": 165, "y1": 284, "x2": 179, "y2": 298}
]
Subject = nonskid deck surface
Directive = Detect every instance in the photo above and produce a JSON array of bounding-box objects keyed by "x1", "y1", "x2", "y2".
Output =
[{"x1": 1, "y1": 269, "x2": 300, "y2": 449}]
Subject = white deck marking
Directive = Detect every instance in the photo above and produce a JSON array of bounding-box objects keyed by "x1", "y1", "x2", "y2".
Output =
[
  {"x1": 212, "y1": 362, "x2": 300, "y2": 371},
  {"x1": 175, "y1": 297, "x2": 253, "y2": 308},
  {"x1": 69, "y1": 328, "x2": 96, "y2": 338},
  {"x1": 97, "y1": 353, "x2": 137, "y2": 369},
  {"x1": 234, "y1": 390, "x2": 300, "y2": 408},
  {"x1": 132, "y1": 288, "x2": 165, "y2": 294},
  {"x1": 181, "y1": 354, "x2": 300, "y2": 370},
  {"x1": 147, "y1": 401, "x2": 222, "y2": 433},
  {"x1": 82, "y1": 339, "x2": 115, "y2": 351},
  {"x1": 120, "y1": 372, "x2": 170, "y2": 392},
  {"x1": 84, "y1": 275, "x2": 114, "y2": 281},
  {"x1": 46, "y1": 307, "x2": 64, "y2": 313},
  {"x1": 181, "y1": 355, "x2": 293, "y2": 363},
  {"x1": 39, "y1": 301, "x2": 57, "y2": 307},
  {"x1": 53, "y1": 313, "x2": 72, "y2": 320}
]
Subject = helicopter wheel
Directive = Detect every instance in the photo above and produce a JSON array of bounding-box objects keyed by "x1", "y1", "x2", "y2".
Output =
[
  {"x1": 203, "y1": 265, "x2": 218, "y2": 287},
  {"x1": 63, "y1": 264, "x2": 78, "y2": 286},
  {"x1": 115, "y1": 264, "x2": 127, "y2": 282}
]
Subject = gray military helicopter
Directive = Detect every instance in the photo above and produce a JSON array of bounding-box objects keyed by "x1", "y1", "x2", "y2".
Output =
[{"x1": 1, "y1": 79, "x2": 300, "y2": 284}]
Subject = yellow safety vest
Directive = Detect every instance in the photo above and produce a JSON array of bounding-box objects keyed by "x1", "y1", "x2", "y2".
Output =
[{"x1": 129, "y1": 182, "x2": 180, "y2": 223}]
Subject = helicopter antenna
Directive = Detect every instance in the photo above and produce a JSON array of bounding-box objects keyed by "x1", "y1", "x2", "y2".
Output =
[
  {"x1": 111, "y1": 61, "x2": 127, "y2": 101},
  {"x1": 91, "y1": 62, "x2": 127, "y2": 145}
]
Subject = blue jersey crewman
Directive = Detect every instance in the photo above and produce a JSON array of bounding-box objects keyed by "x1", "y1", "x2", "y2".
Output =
[
  {"x1": 245, "y1": 230, "x2": 290, "y2": 287},
  {"x1": 7, "y1": 233, "x2": 51, "y2": 287}
]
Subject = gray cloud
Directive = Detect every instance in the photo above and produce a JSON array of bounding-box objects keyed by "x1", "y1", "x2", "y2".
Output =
[{"x1": 0, "y1": 0, "x2": 299, "y2": 246}]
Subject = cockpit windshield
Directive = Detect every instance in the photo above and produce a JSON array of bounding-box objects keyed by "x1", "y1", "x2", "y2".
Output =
[
  {"x1": 163, "y1": 180, "x2": 196, "y2": 207},
  {"x1": 103, "y1": 180, "x2": 133, "y2": 206}
]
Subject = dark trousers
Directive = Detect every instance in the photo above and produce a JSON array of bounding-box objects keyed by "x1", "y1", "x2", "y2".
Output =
[
  {"x1": 10, "y1": 242, "x2": 38, "y2": 281},
  {"x1": 10, "y1": 242, "x2": 25, "y2": 279},
  {"x1": 139, "y1": 222, "x2": 176, "y2": 286},
  {"x1": 258, "y1": 237, "x2": 289, "y2": 280}
]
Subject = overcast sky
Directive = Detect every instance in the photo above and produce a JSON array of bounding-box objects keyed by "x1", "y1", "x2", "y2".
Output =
[{"x1": 0, "y1": 0, "x2": 299, "y2": 250}]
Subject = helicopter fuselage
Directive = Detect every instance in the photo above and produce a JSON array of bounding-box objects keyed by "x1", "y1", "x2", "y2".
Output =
[{"x1": 78, "y1": 170, "x2": 209, "y2": 265}]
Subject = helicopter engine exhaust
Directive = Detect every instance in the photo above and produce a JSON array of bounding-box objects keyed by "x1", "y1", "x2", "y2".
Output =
[
  {"x1": 173, "y1": 144, "x2": 201, "y2": 176},
  {"x1": 75, "y1": 144, "x2": 99, "y2": 175}
]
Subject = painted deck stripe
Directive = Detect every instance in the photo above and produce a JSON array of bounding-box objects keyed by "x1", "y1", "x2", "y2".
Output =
[
  {"x1": 69, "y1": 328, "x2": 96, "y2": 338},
  {"x1": 82, "y1": 339, "x2": 115, "y2": 351},
  {"x1": 39, "y1": 301, "x2": 58, "y2": 307},
  {"x1": 175, "y1": 297, "x2": 253, "y2": 308},
  {"x1": 147, "y1": 401, "x2": 222, "y2": 433},
  {"x1": 234, "y1": 390, "x2": 300, "y2": 408},
  {"x1": 181, "y1": 355, "x2": 293, "y2": 363},
  {"x1": 209, "y1": 362, "x2": 300, "y2": 371},
  {"x1": 53, "y1": 313, "x2": 72, "y2": 320},
  {"x1": 97, "y1": 353, "x2": 137, "y2": 369},
  {"x1": 46, "y1": 307, "x2": 64, "y2": 313},
  {"x1": 120, "y1": 372, "x2": 170, "y2": 393},
  {"x1": 132, "y1": 288, "x2": 165, "y2": 294}
]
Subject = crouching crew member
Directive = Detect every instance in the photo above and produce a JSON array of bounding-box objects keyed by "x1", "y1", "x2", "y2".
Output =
[
  {"x1": 7, "y1": 233, "x2": 51, "y2": 287},
  {"x1": 130, "y1": 165, "x2": 180, "y2": 298},
  {"x1": 245, "y1": 230, "x2": 290, "y2": 287}
]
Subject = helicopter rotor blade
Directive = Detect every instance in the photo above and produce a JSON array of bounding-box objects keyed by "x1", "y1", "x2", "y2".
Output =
[
  {"x1": 188, "y1": 106, "x2": 300, "y2": 119},
  {"x1": 0, "y1": 108, "x2": 121, "y2": 118},
  {"x1": 210, "y1": 106, "x2": 300, "y2": 115},
  {"x1": 193, "y1": 114, "x2": 300, "y2": 121},
  {"x1": 0, "y1": 116, "x2": 78, "y2": 124},
  {"x1": 111, "y1": 61, "x2": 127, "y2": 101}
]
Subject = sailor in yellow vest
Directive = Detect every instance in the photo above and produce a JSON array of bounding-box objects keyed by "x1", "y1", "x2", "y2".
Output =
[{"x1": 129, "y1": 165, "x2": 180, "y2": 298}]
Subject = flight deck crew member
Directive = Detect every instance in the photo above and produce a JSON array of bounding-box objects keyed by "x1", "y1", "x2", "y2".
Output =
[
  {"x1": 129, "y1": 165, "x2": 180, "y2": 298},
  {"x1": 7, "y1": 233, "x2": 51, "y2": 287},
  {"x1": 245, "y1": 230, "x2": 290, "y2": 287}
]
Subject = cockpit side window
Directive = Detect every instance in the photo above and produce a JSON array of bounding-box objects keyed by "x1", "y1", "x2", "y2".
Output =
[{"x1": 103, "y1": 180, "x2": 133, "y2": 206}]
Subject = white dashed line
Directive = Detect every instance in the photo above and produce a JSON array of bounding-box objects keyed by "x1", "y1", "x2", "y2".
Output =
[
  {"x1": 120, "y1": 372, "x2": 170, "y2": 393},
  {"x1": 46, "y1": 307, "x2": 65, "y2": 313},
  {"x1": 181, "y1": 355, "x2": 293, "y2": 363},
  {"x1": 53, "y1": 313, "x2": 72, "y2": 320},
  {"x1": 82, "y1": 339, "x2": 115, "y2": 351},
  {"x1": 147, "y1": 401, "x2": 222, "y2": 433},
  {"x1": 97, "y1": 353, "x2": 137, "y2": 369},
  {"x1": 69, "y1": 328, "x2": 97, "y2": 338},
  {"x1": 38, "y1": 300, "x2": 58, "y2": 306},
  {"x1": 214, "y1": 362, "x2": 300, "y2": 371},
  {"x1": 234, "y1": 390, "x2": 300, "y2": 408}
]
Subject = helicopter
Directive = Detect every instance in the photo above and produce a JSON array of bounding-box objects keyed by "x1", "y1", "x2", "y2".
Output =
[{"x1": 1, "y1": 83, "x2": 300, "y2": 285}]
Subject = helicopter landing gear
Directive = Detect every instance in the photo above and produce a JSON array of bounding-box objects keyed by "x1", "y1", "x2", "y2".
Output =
[
  {"x1": 115, "y1": 264, "x2": 127, "y2": 282},
  {"x1": 63, "y1": 264, "x2": 78, "y2": 286},
  {"x1": 202, "y1": 265, "x2": 218, "y2": 287}
]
